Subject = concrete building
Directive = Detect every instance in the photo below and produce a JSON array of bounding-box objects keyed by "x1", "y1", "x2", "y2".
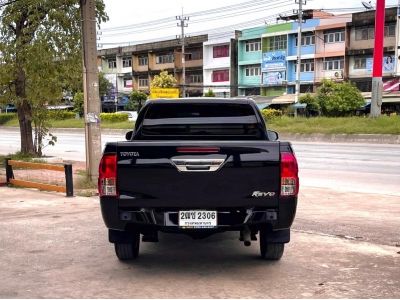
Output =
[
  {"x1": 98, "y1": 35, "x2": 208, "y2": 103},
  {"x1": 203, "y1": 32, "x2": 239, "y2": 97},
  {"x1": 347, "y1": 7, "x2": 398, "y2": 92},
  {"x1": 97, "y1": 46, "x2": 135, "y2": 111},
  {"x1": 237, "y1": 26, "x2": 266, "y2": 96},
  {"x1": 314, "y1": 15, "x2": 352, "y2": 86},
  {"x1": 132, "y1": 35, "x2": 207, "y2": 97}
]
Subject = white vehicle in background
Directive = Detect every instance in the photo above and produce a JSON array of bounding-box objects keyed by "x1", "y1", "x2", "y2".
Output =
[{"x1": 116, "y1": 111, "x2": 138, "y2": 122}]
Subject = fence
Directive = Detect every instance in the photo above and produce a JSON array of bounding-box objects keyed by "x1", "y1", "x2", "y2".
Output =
[{"x1": 5, "y1": 159, "x2": 73, "y2": 197}]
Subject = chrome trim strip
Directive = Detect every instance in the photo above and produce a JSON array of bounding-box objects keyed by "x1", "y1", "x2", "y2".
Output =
[{"x1": 171, "y1": 158, "x2": 225, "y2": 172}]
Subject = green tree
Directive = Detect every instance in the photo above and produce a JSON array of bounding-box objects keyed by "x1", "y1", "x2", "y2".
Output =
[
  {"x1": 73, "y1": 92, "x2": 84, "y2": 117},
  {"x1": 316, "y1": 80, "x2": 365, "y2": 117},
  {"x1": 0, "y1": 0, "x2": 108, "y2": 155},
  {"x1": 150, "y1": 71, "x2": 177, "y2": 88},
  {"x1": 126, "y1": 90, "x2": 147, "y2": 111},
  {"x1": 299, "y1": 93, "x2": 320, "y2": 116},
  {"x1": 204, "y1": 89, "x2": 215, "y2": 97},
  {"x1": 99, "y1": 72, "x2": 113, "y2": 98}
]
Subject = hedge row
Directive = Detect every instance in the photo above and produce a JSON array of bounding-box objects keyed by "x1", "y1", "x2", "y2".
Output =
[
  {"x1": 100, "y1": 113, "x2": 129, "y2": 122},
  {"x1": 0, "y1": 113, "x2": 16, "y2": 125},
  {"x1": 261, "y1": 108, "x2": 283, "y2": 120},
  {"x1": 47, "y1": 110, "x2": 76, "y2": 120}
]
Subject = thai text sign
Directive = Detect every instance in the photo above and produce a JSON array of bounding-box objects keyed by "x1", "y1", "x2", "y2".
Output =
[
  {"x1": 262, "y1": 71, "x2": 286, "y2": 85},
  {"x1": 262, "y1": 51, "x2": 286, "y2": 71},
  {"x1": 150, "y1": 88, "x2": 180, "y2": 99}
]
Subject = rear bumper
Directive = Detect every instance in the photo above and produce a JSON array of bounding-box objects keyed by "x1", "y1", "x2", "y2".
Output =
[{"x1": 100, "y1": 197, "x2": 297, "y2": 232}]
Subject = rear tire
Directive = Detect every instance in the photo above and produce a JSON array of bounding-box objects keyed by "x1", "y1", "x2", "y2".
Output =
[
  {"x1": 259, "y1": 229, "x2": 284, "y2": 260},
  {"x1": 114, "y1": 233, "x2": 140, "y2": 260}
]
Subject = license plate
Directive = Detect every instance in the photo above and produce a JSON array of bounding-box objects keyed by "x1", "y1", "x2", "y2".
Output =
[{"x1": 179, "y1": 210, "x2": 217, "y2": 228}]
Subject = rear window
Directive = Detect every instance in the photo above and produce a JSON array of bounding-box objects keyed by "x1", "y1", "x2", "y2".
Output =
[{"x1": 137, "y1": 103, "x2": 265, "y2": 140}]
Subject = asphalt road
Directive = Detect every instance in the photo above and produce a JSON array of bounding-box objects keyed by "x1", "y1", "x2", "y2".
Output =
[{"x1": 1, "y1": 127, "x2": 399, "y2": 195}]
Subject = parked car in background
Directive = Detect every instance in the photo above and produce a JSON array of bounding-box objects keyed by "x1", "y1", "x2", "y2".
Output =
[{"x1": 1, "y1": 104, "x2": 17, "y2": 113}]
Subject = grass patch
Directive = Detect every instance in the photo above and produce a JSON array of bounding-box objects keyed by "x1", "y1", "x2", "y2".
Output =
[
  {"x1": 268, "y1": 116, "x2": 400, "y2": 135},
  {"x1": 2, "y1": 114, "x2": 400, "y2": 134},
  {"x1": 0, "y1": 152, "x2": 42, "y2": 166},
  {"x1": 0, "y1": 116, "x2": 133, "y2": 129},
  {"x1": 74, "y1": 170, "x2": 97, "y2": 190}
]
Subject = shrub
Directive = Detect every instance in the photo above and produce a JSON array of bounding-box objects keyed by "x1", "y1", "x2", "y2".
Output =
[
  {"x1": 204, "y1": 89, "x2": 215, "y2": 97},
  {"x1": 100, "y1": 113, "x2": 129, "y2": 122},
  {"x1": 300, "y1": 93, "x2": 320, "y2": 115},
  {"x1": 126, "y1": 90, "x2": 147, "y2": 111},
  {"x1": 261, "y1": 108, "x2": 282, "y2": 120},
  {"x1": 0, "y1": 113, "x2": 16, "y2": 125},
  {"x1": 47, "y1": 110, "x2": 76, "y2": 120},
  {"x1": 317, "y1": 80, "x2": 365, "y2": 117}
]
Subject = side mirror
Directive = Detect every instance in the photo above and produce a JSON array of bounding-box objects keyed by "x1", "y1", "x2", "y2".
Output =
[
  {"x1": 268, "y1": 130, "x2": 279, "y2": 141},
  {"x1": 125, "y1": 131, "x2": 133, "y2": 141}
]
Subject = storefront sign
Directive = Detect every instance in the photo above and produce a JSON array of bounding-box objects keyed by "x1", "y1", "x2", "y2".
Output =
[
  {"x1": 262, "y1": 51, "x2": 286, "y2": 71},
  {"x1": 366, "y1": 55, "x2": 395, "y2": 72},
  {"x1": 262, "y1": 71, "x2": 286, "y2": 85}
]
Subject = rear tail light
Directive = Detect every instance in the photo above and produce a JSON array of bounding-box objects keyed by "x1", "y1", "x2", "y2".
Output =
[
  {"x1": 98, "y1": 153, "x2": 117, "y2": 197},
  {"x1": 280, "y1": 152, "x2": 299, "y2": 197}
]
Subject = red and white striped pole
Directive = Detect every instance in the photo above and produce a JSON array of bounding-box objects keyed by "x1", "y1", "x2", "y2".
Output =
[{"x1": 371, "y1": 0, "x2": 386, "y2": 117}]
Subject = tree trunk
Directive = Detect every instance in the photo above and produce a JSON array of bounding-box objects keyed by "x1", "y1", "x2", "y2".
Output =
[{"x1": 15, "y1": 67, "x2": 35, "y2": 155}]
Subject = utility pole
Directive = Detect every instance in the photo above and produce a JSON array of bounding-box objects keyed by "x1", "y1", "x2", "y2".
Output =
[
  {"x1": 371, "y1": 0, "x2": 386, "y2": 117},
  {"x1": 80, "y1": 0, "x2": 102, "y2": 181},
  {"x1": 294, "y1": 0, "x2": 305, "y2": 117},
  {"x1": 177, "y1": 10, "x2": 189, "y2": 98},
  {"x1": 277, "y1": 2, "x2": 310, "y2": 117}
]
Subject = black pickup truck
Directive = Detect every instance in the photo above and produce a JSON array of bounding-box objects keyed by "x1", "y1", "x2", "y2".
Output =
[{"x1": 99, "y1": 98, "x2": 299, "y2": 261}]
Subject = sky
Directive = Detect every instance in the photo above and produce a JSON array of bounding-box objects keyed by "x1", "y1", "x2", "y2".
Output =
[{"x1": 99, "y1": 0, "x2": 399, "y2": 49}]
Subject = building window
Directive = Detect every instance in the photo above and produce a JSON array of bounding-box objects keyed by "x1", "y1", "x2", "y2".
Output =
[
  {"x1": 213, "y1": 45, "x2": 229, "y2": 58},
  {"x1": 138, "y1": 77, "x2": 149, "y2": 87},
  {"x1": 108, "y1": 58, "x2": 116, "y2": 69},
  {"x1": 294, "y1": 59, "x2": 314, "y2": 72},
  {"x1": 185, "y1": 49, "x2": 203, "y2": 61},
  {"x1": 122, "y1": 57, "x2": 132, "y2": 68},
  {"x1": 123, "y1": 78, "x2": 133, "y2": 88},
  {"x1": 245, "y1": 65, "x2": 261, "y2": 77},
  {"x1": 354, "y1": 57, "x2": 367, "y2": 69},
  {"x1": 267, "y1": 35, "x2": 287, "y2": 51},
  {"x1": 295, "y1": 34, "x2": 315, "y2": 46},
  {"x1": 138, "y1": 55, "x2": 148, "y2": 66},
  {"x1": 324, "y1": 29, "x2": 345, "y2": 43},
  {"x1": 384, "y1": 24, "x2": 396, "y2": 37},
  {"x1": 323, "y1": 57, "x2": 344, "y2": 70},
  {"x1": 355, "y1": 27, "x2": 375, "y2": 40},
  {"x1": 156, "y1": 53, "x2": 174, "y2": 64},
  {"x1": 189, "y1": 74, "x2": 203, "y2": 83},
  {"x1": 212, "y1": 70, "x2": 229, "y2": 82},
  {"x1": 245, "y1": 39, "x2": 261, "y2": 52}
]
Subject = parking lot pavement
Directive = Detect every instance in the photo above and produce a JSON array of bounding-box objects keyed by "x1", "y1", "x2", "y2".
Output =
[{"x1": 0, "y1": 187, "x2": 399, "y2": 298}]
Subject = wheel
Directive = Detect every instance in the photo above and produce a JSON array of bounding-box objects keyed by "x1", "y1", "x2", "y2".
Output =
[
  {"x1": 114, "y1": 233, "x2": 140, "y2": 260},
  {"x1": 259, "y1": 229, "x2": 284, "y2": 260}
]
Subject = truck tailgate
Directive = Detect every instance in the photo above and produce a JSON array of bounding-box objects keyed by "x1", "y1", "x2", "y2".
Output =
[{"x1": 116, "y1": 141, "x2": 280, "y2": 208}]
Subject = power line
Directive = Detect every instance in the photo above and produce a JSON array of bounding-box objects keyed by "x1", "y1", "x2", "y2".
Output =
[
  {"x1": 100, "y1": 0, "x2": 293, "y2": 37},
  {"x1": 100, "y1": 0, "x2": 278, "y2": 32},
  {"x1": 99, "y1": 10, "x2": 293, "y2": 47}
]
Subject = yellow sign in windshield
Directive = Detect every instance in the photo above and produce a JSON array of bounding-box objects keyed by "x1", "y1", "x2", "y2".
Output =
[{"x1": 149, "y1": 88, "x2": 180, "y2": 99}]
